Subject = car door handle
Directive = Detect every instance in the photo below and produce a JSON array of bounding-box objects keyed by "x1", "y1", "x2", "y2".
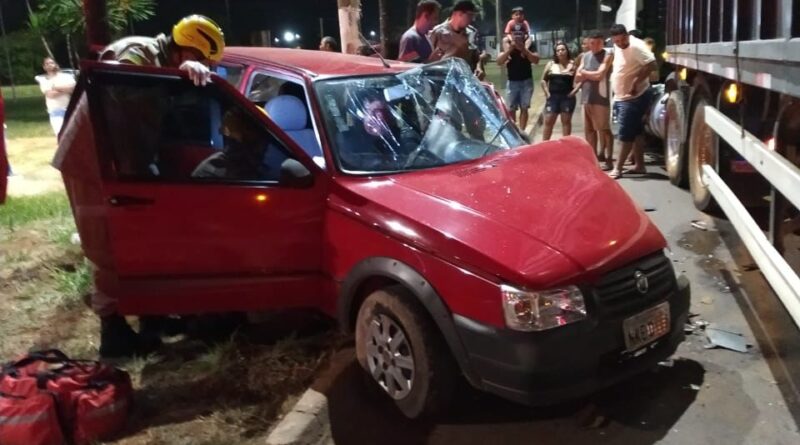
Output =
[{"x1": 108, "y1": 195, "x2": 155, "y2": 206}]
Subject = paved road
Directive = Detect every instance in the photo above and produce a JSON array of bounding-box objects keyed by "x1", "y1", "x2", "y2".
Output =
[{"x1": 308, "y1": 113, "x2": 800, "y2": 444}]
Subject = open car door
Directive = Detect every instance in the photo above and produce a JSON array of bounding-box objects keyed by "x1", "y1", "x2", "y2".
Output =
[{"x1": 54, "y1": 62, "x2": 327, "y2": 315}]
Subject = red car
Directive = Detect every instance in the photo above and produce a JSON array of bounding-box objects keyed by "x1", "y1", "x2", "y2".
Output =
[{"x1": 56, "y1": 49, "x2": 689, "y2": 418}]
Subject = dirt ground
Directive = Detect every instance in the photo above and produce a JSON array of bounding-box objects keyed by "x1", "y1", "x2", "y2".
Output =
[
  {"x1": 1, "y1": 136, "x2": 337, "y2": 444},
  {"x1": 6, "y1": 136, "x2": 65, "y2": 196}
]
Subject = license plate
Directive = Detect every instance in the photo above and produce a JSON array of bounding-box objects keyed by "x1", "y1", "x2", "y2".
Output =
[{"x1": 623, "y1": 302, "x2": 670, "y2": 352}]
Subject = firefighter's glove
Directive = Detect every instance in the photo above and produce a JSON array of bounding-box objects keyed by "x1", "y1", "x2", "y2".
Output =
[{"x1": 180, "y1": 60, "x2": 212, "y2": 86}]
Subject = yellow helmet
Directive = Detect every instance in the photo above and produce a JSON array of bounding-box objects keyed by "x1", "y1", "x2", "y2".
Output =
[{"x1": 172, "y1": 15, "x2": 225, "y2": 62}]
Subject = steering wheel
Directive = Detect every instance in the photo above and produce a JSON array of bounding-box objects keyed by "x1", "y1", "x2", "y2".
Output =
[{"x1": 403, "y1": 144, "x2": 443, "y2": 169}]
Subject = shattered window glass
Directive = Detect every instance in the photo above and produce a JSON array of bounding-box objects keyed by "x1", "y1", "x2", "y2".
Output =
[{"x1": 315, "y1": 59, "x2": 525, "y2": 174}]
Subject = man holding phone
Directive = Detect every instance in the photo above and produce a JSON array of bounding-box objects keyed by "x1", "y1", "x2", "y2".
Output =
[{"x1": 496, "y1": 31, "x2": 540, "y2": 131}]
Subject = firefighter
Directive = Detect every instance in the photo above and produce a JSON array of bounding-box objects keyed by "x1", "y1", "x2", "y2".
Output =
[{"x1": 100, "y1": 14, "x2": 225, "y2": 86}]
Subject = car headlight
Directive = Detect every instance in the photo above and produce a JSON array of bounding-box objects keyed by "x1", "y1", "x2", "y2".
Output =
[{"x1": 501, "y1": 284, "x2": 587, "y2": 331}]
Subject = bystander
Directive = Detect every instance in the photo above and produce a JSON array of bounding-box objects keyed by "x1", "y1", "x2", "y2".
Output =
[
  {"x1": 541, "y1": 42, "x2": 577, "y2": 139},
  {"x1": 607, "y1": 24, "x2": 656, "y2": 179},
  {"x1": 575, "y1": 32, "x2": 614, "y2": 169},
  {"x1": 429, "y1": 1, "x2": 483, "y2": 77},
  {"x1": 35, "y1": 58, "x2": 76, "y2": 136},
  {"x1": 319, "y1": 36, "x2": 339, "y2": 52},
  {"x1": 496, "y1": 31, "x2": 539, "y2": 131},
  {"x1": 398, "y1": 1, "x2": 440, "y2": 63}
]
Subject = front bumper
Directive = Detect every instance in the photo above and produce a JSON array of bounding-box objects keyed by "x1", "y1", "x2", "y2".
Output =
[{"x1": 455, "y1": 275, "x2": 691, "y2": 406}]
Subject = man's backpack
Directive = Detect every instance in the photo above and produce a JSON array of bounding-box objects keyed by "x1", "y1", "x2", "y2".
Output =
[{"x1": 0, "y1": 349, "x2": 132, "y2": 445}]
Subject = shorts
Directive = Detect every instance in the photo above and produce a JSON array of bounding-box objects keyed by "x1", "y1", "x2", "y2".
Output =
[
  {"x1": 506, "y1": 79, "x2": 534, "y2": 110},
  {"x1": 613, "y1": 89, "x2": 654, "y2": 142},
  {"x1": 583, "y1": 104, "x2": 611, "y2": 132},
  {"x1": 545, "y1": 94, "x2": 576, "y2": 114}
]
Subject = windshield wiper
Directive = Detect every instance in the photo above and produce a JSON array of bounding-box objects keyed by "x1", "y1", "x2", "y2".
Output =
[{"x1": 487, "y1": 118, "x2": 511, "y2": 147}]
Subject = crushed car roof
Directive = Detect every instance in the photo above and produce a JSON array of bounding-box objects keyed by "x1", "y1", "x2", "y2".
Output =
[{"x1": 224, "y1": 47, "x2": 415, "y2": 78}]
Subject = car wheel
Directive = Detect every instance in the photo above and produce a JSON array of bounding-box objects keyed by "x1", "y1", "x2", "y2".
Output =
[{"x1": 355, "y1": 285, "x2": 456, "y2": 419}]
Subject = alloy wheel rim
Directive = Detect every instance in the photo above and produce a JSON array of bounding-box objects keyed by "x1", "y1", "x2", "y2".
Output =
[
  {"x1": 695, "y1": 106, "x2": 715, "y2": 186},
  {"x1": 365, "y1": 314, "x2": 415, "y2": 400},
  {"x1": 666, "y1": 99, "x2": 683, "y2": 172}
]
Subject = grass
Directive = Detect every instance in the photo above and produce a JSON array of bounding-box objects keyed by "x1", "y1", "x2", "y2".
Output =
[
  {"x1": 0, "y1": 190, "x2": 71, "y2": 231},
  {"x1": 52, "y1": 259, "x2": 93, "y2": 307},
  {"x1": 2, "y1": 84, "x2": 53, "y2": 139},
  {"x1": 0, "y1": 193, "x2": 337, "y2": 445}
]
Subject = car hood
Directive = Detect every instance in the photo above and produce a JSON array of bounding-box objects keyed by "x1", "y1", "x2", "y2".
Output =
[{"x1": 334, "y1": 137, "x2": 666, "y2": 287}]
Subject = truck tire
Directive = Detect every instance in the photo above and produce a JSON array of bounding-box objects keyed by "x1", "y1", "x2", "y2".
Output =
[
  {"x1": 355, "y1": 285, "x2": 456, "y2": 419},
  {"x1": 772, "y1": 104, "x2": 800, "y2": 270},
  {"x1": 665, "y1": 90, "x2": 689, "y2": 187},
  {"x1": 688, "y1": 95, "x2": 719, "y2": 212}
]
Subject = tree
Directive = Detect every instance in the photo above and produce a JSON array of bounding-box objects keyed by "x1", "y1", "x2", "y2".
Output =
[
  {"x1": 107, "y1": 0, "x2": 156, "y2": 35},
  {"x1": 25, "y1": 0, "x2": 54, "y2": 60},
  {"x1": 29, "y1": 0, "x2": 155, "y2": 66}
]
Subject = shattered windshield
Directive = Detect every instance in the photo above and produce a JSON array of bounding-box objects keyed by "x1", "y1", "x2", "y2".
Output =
[{"x1": 315, "y1": 59, "x2": 525, "y2": 174}]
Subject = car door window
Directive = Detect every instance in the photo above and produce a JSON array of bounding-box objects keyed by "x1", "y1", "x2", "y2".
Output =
[
  {"x1": 245, "y1": 72, "x2": 324, "y2": 167},
  {"x1": 91, "y1": 70, "x2": 293, "y2": 183},
  {"x1": 215, "y1": 64, "x2": 245, "y2": 89}
]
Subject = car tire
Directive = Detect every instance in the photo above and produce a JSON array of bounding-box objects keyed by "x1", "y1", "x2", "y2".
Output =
[{"x1": 355, "y1": 285, "x2": 457, "y2": 419}]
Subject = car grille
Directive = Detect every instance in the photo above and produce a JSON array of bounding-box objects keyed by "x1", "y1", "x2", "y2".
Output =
[{"x1": 592, "y1": 252, "x2": 677, "y2": 318}]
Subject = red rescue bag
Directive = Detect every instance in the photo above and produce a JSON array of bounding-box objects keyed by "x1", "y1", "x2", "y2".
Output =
[{"x1": 0, "y1": 349, "x2": 132, "y2": 445}]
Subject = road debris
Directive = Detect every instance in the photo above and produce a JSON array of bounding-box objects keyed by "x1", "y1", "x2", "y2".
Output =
[
  {"x1": 705, "y1": 327, "x2": 750, "y2": 353},
  {"x1": 691, "y1": 220, "x2": 709, "y2": 231},
  {"x1": 701, "y1": 296, "x2": 714, "y2": 305},
  {"x1": 684, "y1": 319, "x2": 710, "y2": 334},
  {"x1": 576, "y1": 403, "x2": 607, "y2": 429}
]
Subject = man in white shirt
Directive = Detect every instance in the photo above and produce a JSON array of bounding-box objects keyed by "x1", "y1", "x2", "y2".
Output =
[
  {"x1": 35, "y1": 57, "x2": 76, "y2": 136},
  {"x1": 607, "y1": 24, "x2": 656, "y2": 179}
]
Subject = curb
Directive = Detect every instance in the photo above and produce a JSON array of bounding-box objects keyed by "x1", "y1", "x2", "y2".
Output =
[{"x1": 265, "y1": 389, "x2": 332, "y2": 445}]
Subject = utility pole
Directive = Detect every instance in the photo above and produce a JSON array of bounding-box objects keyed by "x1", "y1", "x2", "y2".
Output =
[
  {"x1": 596, "y1": 0, "x2": 602, "y2": 31},
  {"x1": 337, "y1": 0, "x2": 361, "y2": 54},
  {"x1": 495, "y1": 0, "x2": 502, "y2": 54},
  {"x1": 379, "y1": 0, "x2": 388, "y2": 57},
  {"x1": 82, "y1": 0, "x2": 110, "y2": 58},
  {"x1": 575, "y1": 0, "x2": 581, "y2": 45}
]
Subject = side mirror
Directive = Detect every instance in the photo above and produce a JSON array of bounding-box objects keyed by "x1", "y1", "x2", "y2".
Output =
[{"x1": 279, "y1": 158, "x2": 314, "y2": 188}]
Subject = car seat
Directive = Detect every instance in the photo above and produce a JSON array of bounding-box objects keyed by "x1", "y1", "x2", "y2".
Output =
[{"x1": 264, "y1": 95, "x2": 323, "y2": 166}]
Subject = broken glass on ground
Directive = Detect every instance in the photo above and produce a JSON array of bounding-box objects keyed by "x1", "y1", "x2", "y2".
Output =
[{"x1": 705, "y1": 327, "x2": 749, "y2": 353}]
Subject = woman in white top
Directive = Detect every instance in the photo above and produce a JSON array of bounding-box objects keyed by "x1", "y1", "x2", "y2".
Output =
[{"x1": 35, "y1": 58, "x2": 76, "y2": 136}]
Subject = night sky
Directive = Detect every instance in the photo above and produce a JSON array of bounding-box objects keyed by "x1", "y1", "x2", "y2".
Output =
[{"x1": 1, "y1": 1, "x2": 616, "y2": 47}]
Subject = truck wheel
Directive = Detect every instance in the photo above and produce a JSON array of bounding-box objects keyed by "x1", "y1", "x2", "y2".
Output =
[
  {"x1": 688, "y1": 95, "x2": 719, "y2": 212},
  {"x1": 773, "y1": 105, "x2": 800, "y2": 270},
  {"x1": 355, "y1": 285, "x2": 456, "y2": 419},
  {"x1": 665, "y1": 90, "x2": 688, "y2": 187}
]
